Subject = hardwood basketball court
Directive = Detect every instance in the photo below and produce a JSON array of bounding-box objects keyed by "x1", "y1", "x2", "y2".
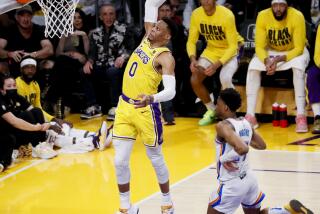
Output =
[{"x1": 0, "y1": 116, "x2": 319, "y2": 213}]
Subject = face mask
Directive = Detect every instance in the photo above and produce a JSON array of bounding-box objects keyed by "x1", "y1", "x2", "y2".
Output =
[
  {"x1": 5, "y1": 89, "x2": 18, "y2": 99},
  {"x1": 22, "y1": 73, "x2": 34, "y2": 83}
]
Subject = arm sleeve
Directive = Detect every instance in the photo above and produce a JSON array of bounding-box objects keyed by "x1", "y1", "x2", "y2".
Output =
[
  {"x1": 144, "y1": 0, "x2": 166, "y2": 23},
  {"x1": 153, "y1": 75, "x2": 176, "y2": 103},
  {"x1": 186, "y1": 11, "x2": 199, "y2": 57},
  {"x1": 219, "y1": 14, "x2": 238, "y2": 64},
  {"x1": 286, "y1": 12, "x2": 306, "y2": 61},
  {"x1": 314, "y1": 27, "x2": 320, "y2": 67},
  {"x1": 255, "y1": 12, "x2": 268, "y2": 62}
]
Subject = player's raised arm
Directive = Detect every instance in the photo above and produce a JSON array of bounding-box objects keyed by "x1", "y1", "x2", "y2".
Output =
[{"x1": 144, "y1": 0, "x2": 166, "y2": 35}]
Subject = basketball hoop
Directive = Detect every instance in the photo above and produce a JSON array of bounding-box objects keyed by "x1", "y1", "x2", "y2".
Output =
[{"x1": 36, "y1": 0, "x2": 79, "y2": 38}]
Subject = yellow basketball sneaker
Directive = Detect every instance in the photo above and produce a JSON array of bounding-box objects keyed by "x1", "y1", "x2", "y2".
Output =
[
  {"x1": 161, "y1": 204, "x2": 174, "y2": 214},
  {"x1": 284, "y1": 199, "x2": 313, "y2": 214},
  {"x1": 17, "y1": 143, "x2": 33, "y2": 159},
  {"x1": 198, "y1": 110, "x2": 216, "y2": 126}
]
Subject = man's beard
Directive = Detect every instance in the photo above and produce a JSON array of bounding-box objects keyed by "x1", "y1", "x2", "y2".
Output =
[
  {"x1": 273, "y1": 10, "x2": 287, "y2": 21},
  {"x1": 22, "y1": 74, "x2": 34, "y2": 83}
]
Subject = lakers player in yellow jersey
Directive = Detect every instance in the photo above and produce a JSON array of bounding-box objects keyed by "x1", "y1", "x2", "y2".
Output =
[
  {"x1": 245, "y1": 0, "x2": 310, "y2": 133},
  {"x1": 187, "y1": 0, "x2": 239, "y2": 126},
  {"x1": 112, "y1": 0, "x2": 177, "y2": 213}
]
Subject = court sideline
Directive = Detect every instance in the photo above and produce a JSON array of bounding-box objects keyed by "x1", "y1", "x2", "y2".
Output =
[{"x1": 0, "y1": 116, "x2": 319, "y2": 213}]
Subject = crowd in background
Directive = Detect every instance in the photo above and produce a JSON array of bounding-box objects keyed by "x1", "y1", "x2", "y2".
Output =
[{"x1": 1, "y1": 0, "x2": 320, "y2": 172}]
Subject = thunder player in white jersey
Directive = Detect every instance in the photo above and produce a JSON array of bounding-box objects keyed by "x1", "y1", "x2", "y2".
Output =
[{"x1": 207, "y1": 88, "x2": 313, "y2": 214}]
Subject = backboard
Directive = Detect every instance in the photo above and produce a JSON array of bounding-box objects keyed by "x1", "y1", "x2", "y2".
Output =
[{"x1": 0, "y1": 0, "x2": 35, "y2": 14}]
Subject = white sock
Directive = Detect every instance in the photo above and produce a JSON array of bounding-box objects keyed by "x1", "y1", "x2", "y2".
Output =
[
  {"x1": 268, "y1": 207, "x2": 290, "y2": 214},
  {"x1": 246, "y1": 69, "x2": 261, "y2": 116},
  {"x1": 292, "y1": 68, "x2": 306, "y2": 115},
  {"x1": 120, "y1": 191, "x2": 131, "y2": 209},
  {"x1": 161, "y1": 192, "x2": 172, "y2": 206},
  {"x1": 205, "y1": 102, "x2": 215, "y2": 112},
  {"x1": 311, "y1": 103, "x2": 320, "y2": 117}
]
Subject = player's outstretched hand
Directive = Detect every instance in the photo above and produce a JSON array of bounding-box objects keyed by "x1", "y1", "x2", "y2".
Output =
[
  {"x1": 134, "y1": 94, "x2": 154, "y2": 108},
  {"x1": 222, "y1": 161, "x2": 239, "y2": 171}
]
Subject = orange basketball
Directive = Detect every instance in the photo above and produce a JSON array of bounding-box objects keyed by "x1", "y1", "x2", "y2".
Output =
[{"x1": 16, "y1": 0, "x2": 30, "y2": 4}]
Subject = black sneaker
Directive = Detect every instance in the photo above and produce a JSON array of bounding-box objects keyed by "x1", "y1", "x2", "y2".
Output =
[
  {"x1": 80, "y1": 105, "x2": 102, "y2": 119},
  {"x1": 285, "y1": 199, "x2": 313, "y2": 214}
]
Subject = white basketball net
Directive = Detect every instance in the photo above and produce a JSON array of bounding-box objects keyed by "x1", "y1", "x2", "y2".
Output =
[{"x1": 37, "y1": 0, "x2": 79, "y2": 38}]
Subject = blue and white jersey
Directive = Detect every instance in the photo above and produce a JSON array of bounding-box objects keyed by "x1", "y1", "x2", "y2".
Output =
[{"x1": 215, "y1": 117, "x2": 253, "y2": 182}]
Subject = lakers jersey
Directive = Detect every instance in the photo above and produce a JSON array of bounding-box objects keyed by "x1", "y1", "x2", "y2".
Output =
[
  {"x1": 122, "y1": 38, "x2": 170, "y2": 99},
  {"x1": 216, "y1": 117, "x2": 253, "y2": 182}
]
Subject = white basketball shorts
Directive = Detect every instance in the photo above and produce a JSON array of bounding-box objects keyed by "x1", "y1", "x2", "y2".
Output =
[{"x1": 209, "y1": 171, "x2": 265, "y2": 213}]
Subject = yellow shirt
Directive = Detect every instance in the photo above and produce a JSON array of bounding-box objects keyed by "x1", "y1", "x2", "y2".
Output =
[
  {"x1": 314, "y1": 27, "x2": 320, "y2": 67},
  {"x1": 16, "y1": 77, "x2": 53, "y2": 121},
  {"x1": 187, "y1": 5, "x2": 238, "y2": 64},
  {"x1": 255, "y1": 7, "x2": 306, "y2": 62},
  {"x1": 122, "y1": 39, "x2": 170, "y2": 99}
]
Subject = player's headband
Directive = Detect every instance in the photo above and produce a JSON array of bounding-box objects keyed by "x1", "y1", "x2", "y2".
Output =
[
  {"x1": 20, "y1": 58, "x2": 37, "y2": 68},
  {"x1": 271, "y1": 0, "x2": 287, "y2": 4}
]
